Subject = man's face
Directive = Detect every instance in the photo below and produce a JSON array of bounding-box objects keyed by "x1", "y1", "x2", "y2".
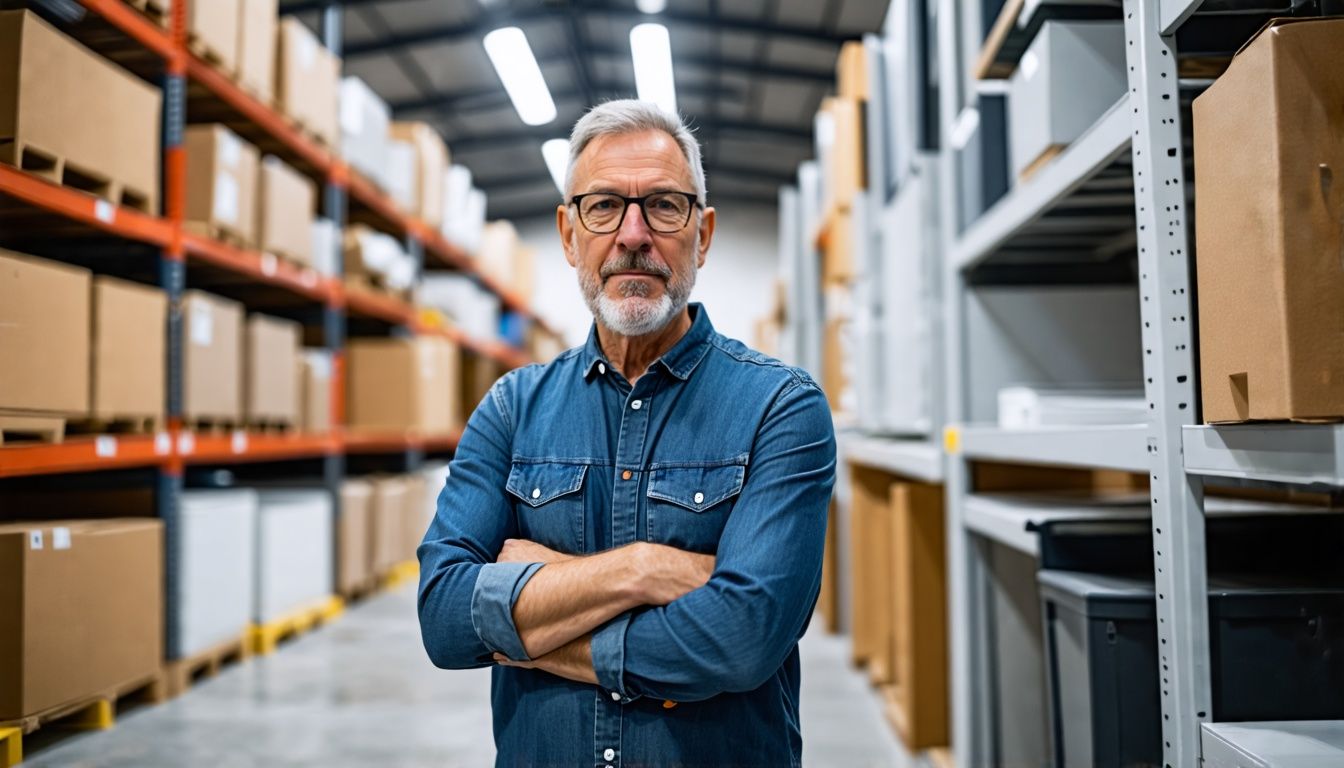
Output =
[{"x1": 557, "y1": 129, "x2": 716, "y2": 336}]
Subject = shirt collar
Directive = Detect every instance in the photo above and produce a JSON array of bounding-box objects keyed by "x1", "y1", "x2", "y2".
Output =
[{"x1": 582, "y1": 303, "x2": 715, "y2": 382}]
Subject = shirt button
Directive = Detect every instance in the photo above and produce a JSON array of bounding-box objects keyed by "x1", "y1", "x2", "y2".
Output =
[
  {"x1": 621, "y1": 470, "x2": 632, "y2": 481},
  {"x1": 604, "y1": 748, "x2": 616, "y2": 761},
  {"x1": 610, "y1": 691, "x2": 621, "y2": 701},
  {"x1": 631, "y1": 399, "x2": 642, "y2": 410},
  {"x1": 531, "y1": 488, "x2": 541, "y2": 499},
  {"x1": 598, "y1": 363, "x2": 606, "y2": 375},
  {"x1": 693, "y1": 492, "x2": 704, "y2": 505}
]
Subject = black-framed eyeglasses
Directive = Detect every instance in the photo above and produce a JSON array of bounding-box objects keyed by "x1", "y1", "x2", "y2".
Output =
[{"x1": 568, "y1": 192, "x2": 704, "y2": 234}]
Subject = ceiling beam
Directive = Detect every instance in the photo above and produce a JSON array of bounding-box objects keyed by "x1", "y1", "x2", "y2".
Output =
[
  {"x1": 447, "y1": 118, "x2": 812, "y2": 153},
  {"x1": 329, "y1": 1, "x2": 852, "y2": 58},
  {"x1": 390, "y1": 81, "x2": 747, "y2": 116}
]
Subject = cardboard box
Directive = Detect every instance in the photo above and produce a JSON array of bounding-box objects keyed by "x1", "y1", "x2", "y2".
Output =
[
  {"x1": 343, "y1": 224, "x2": 409, "y2": 295},
  {"x1": 258, "y1": 155, "x2": 316, "y2": 266},
  {"x1": 179, "y1": 490, "x2": 256, "y2": 658},
  {"x1": 386, "y1": 139, "x2": 417, "y2": 214},
  {"x1": 184, "y1": 124, "x2": 260, "y2": 247},
  {"x1": 402, "y1": 472, "x2": 429, "y2": 563},
  {"x1": 821, "y1": 97, "x2": 866, "y2": 214},
  {"x1": 92, "y1": 276, "x2": 166, "y2": 424},
  {"x1": 888, "y1": 481, "x2": 948, "y2": 749},
  {"x1": 189, "y1": 0, "x2": 239, "y2": 74},
  {"x1": 182, "y1": 290, "x2": 243, "y2": 425},
  {"x1": 340, "y1": 76, "x2": 390, "y2": 187},
  {"x1": 822, "y1": 208, "x2": 855, "y2": 285},
  {"x1": 236, "y1": 0, "x2": 276, "y2": 103},
  {"x1": 390, "y1": 121, "x2": 449, "y2": 227},
  {"x1": 836, "y1": 40, "x2": 869, "y2": 100},
  {"x1": 0, "y1": 519, "x2": 163, "y2": 721},
  {"x1": 275, "y1": 17, "x2": 339, "y2": 148},
  {"x1": 253, "y1": 490, "x2": 332, "y2": 623},
  {"x1": 347, "y1": 337, "x2": 461, "y2": 435},
  {"x1": 371, "y1": 475, "x2": 409, "y2": 575},
  {"x1": 1193, "y1": 18, "x2": 1344, "y2": 424},
  {"x1": 244, "y1": 314, "x2": 300, "y2": 426},
  {"x1": 478, "y1": 221, "x2": 519, "y2": 286},
  {"x1": 0, "y1": 10, "x2": 161, "y2": 212},
  {"x1": 0, "y1": 250, "x2": 90, "y2": 415},
  {"x1": 338, "y1": 479, "x2": 373, "y2": 595},
  {"x1": 460, "y1": 352, "x2": 500, "y2": 421},
  {"x1": 299, "y1": 349, "x2": 332, "y2": 433},
  {"x1": 1008, "y1": 21, "x2": 1126, "y2": 180}
]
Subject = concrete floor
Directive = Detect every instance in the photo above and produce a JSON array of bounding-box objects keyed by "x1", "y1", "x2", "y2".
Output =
[{"x1": 24, "y1": 584, "x2": 918, "y2": 767}]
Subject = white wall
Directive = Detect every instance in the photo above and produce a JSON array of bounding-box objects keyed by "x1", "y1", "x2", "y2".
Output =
[{"x1": 515, "y1": 203, "x2": 781, "y2": 349}]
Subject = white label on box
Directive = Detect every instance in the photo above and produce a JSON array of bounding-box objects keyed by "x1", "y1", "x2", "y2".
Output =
[
  {"x1": 214, "y1": 173, "x2": 240, "y2": 225},
  {"x1": 232, "y1": 431, "x2": 248, "y2": 453},
  {"x1": 220, "y1": 130, "x2": 242, "y2": 169},
  {"x1": 178, "y1": 432, "x2": 195, "y2": 455},
  {"x1": 155, "y1": 432, "x2": 172, "y2": 455},
  {"x1": 94, "y1": 200, "x2": 115, "y2": 223},
  {"x1": 1020, "y1": 50, "x2": 1039, "y2": 82},
  {"x1": 29, "y1": 531, "x2": 43, "y2": 550},
  {"x1": 95, "y1": 436, "x2": 118, "y2": 458},
  {"x1": 190, "y1": 303, "x2": 213, "y2": 346},
  {"x1": 261, "y1": 253, "x2": 278, "y2": 277},
  {"x1": 52, "y1": 527, "x2": 71, "y2": 550},
  {"x1": 299, "y1": 33, "x2": 317, "y2": 70}
]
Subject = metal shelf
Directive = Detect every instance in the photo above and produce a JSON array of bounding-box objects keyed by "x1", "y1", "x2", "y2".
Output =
[
  {"x1": 183, "y1": 233, "x2": 336, "y2": 304},
  {"x1": 0, "y1": 163, "x2": 174, "y2": 247},
  {"x1": 1184, "y1": 424, "x2": 1344, "y2": 487},
  {"x1": 951, "y1": 95, "x2": 1134, "y2": 272},
  {"x1": 954, "y1": 423, "x2": 1149, "y2": 472},
  {"x1": 1202, "y1": 721, "x2": 1344, "y2": 768},
  {"x1": 961, "y1": 491, "x2": 1149, "y2": 555},
  {"x1": 841, "y1": 434, "x2": 944, "y2": 483},
  {"x1": 975, "y1": 0, "x2": 1122, "y2": 80},
  {"x1": 0, "y1": 434, "x2": 171, "y2": 479}
]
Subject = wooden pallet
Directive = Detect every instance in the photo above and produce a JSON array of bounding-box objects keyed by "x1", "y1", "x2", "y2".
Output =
[
  {"x1": 0, "y1": 142, "x2": 154, "y2": 214},
  {"x1": 165, "y1": 634, "x2": 250, "y2": 698},
  {"x1": 0, "y1": 410, "x2": 67, "y2": 446},
  {"x1": 181, "y1": 417, "x2": 241, "y2": 435},
  {"x1": 0, "y1": 671, "x2": 167, "y2": 764},
  {"x1": 244, "y1": 419, "x2": 296, "y2": 435},
  {"x1": 249, "y1": 596, "x2": 345, "y2": 656},
  {"x1": 187, "y1": 35, "x2": 235, "y2": 78},
  {"x1": 184, "y1": 219, "x2": 253, "y2": 251},
  {"x1": 124, "y1": 0, "x2": 170, "y2": 28},
  {"x1": 67, "y1": 414, "x2": 160, "y2": 437}
]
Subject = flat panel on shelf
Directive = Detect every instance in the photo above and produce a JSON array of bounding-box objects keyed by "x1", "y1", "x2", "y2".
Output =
[
  {"x1": 1202, "y1": 721, "x2": 1344, "y2": 768},
  {"x1": 1183, "y1": 424, "x2": 1344, "y2": 487},
  {"x1": 957, "y1": 424, "x2": 1149, "y2": 472}
]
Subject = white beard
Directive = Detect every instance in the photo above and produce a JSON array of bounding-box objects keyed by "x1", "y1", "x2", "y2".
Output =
[{"x1": 577, "y1": 232, "x2": 699, "y2": 337}]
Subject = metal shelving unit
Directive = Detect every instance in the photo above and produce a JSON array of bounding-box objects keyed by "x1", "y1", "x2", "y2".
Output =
[
  {"x1": 1184, "y1": 424, "x2": 1344, "y2": 487},
  {"x1": 955, "y1": 423, "x2": 1149, "y2": 473},
  {"x1": 1202, "y1": 721, "x2": 1344, "y2": 768},
  {"x1": 842, "y1": 434, "x2": 945, "y2": 484}
]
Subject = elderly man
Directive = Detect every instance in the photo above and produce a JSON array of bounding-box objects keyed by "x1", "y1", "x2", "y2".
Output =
[{"x1": 417, "y1": 99, "x2": 836, "y2": 767}]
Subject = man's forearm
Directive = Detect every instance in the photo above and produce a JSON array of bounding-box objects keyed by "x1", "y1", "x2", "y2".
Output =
[
  {"x1": 511, "y1": 545, "x2": 645, "y2": 659},
  {"x1": 496, "y1": 635, "x2": 597, "y2": 685}
]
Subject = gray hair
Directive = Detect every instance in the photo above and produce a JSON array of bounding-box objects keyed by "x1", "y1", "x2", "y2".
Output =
[{"x1": 565, "y1": 100, "x2": 706, "y2": 204}]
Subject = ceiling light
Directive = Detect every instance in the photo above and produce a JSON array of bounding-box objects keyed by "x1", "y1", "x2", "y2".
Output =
[
  {"x1": 630, "y1": 23, "x2": 677, "y2": 116},
  {"x1": 636, "y1": 0, "x2": 667, "y2": 12},
  {"x1": 483, "y1": 27, "x2": 556, "y2": 126},
  {"x1": 542, "y1": 139, "x2": 569, "y2": 195}
]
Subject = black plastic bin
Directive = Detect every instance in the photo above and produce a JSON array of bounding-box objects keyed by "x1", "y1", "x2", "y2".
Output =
[{"x1": 1039, "y1": 570, "x2": 1344, "y2": 768}]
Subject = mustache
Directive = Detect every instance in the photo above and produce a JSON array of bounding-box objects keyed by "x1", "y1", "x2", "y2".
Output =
[{"x1": 599, "y1": 251, "x2": 673, "y2": 281}]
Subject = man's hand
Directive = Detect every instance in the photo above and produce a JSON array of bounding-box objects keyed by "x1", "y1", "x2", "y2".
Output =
[
  {"x1": 633, "y1": 542, "x2": 716, "y2": 605},
  {"x1": 498, "y1": 538, "x2": 573, "y2": 565},
  {"x1": 495, "y1": 635, "x2": 597, "y2": 685}
]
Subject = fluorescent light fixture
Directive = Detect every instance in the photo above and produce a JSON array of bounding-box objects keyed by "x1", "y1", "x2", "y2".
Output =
[
  {"x1": 542, "y1": 139, "x2": 569, "y2": 195},
  {"x1": 636, "y1": 0, "x2": 667, "y2": 12},
  {"x1": 483, "y1": 27, "x2": 556, "y2": 126},
  {"x1": 630, "y1": 23, "x2": 677, "y2": 116}
]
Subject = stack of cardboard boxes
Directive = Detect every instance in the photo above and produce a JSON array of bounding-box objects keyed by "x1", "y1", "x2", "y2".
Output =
[
  {"x1": 476, "y1": 221, "x2": 537, "y2": 306},
  {"x1": 275, "y1": 17, "x2": 339, "y2": 148},
  {"x1": 346, "y1": 336, "x2": 463, "y2": 437},
  {"x1": 337, "y1": 472, "x2": 438, "y2": 598}
]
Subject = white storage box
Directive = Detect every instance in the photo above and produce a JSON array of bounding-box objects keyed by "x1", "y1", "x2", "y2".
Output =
[
  {"x1": 439, "y1": 164, "x2": 473, "y2": 233},
  {"x1": 179, "y1": 489, "x2": 257, "y2": 657},
  {"x1": 1008, "y1": 21, "x2": 1126, "y2": 179},
  {"x1": 254, "y1": 489, "x2": 333, "y2": 624},
  {"x1": 386, "y1": 139, "x2": 417, "y2": 215},
  {"x1": 339, "y1": 76, "x2": 391, "y2": 189}
]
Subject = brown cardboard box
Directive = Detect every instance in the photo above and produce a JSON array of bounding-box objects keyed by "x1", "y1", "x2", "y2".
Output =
[
  {"x1": 402, "y1": 472, "x2": 429, "y2": 562},
  {"x1": 823, "y1": 97, "x2": 866, "y2": 214},
  {"x1": 189, "y1": 0, "x2": 239, "y2": 75},
  {"x1": 370, "y1": 475, "x2": 409, "y2": 575},
  {"x1": 0, "y1": 250, "x2": 90, "y2": 415},
  {"x1": 513, "y1": 244, "x2": 536, "y2": 305},
  {"x1": 823, "y1": 209, "x2": 855, "y2": 285},
  {"x1": 389, "y1": 121, "x2": 449, "y2": 228},
  {"x1": 0, "y1": 518, "x2": 163, "y2": 721},
  {"x1": 823, "y1": 318, "x2": 849, "y2": 413},
  {"x1": 888, "y1": 481, "x2": 948, "y2": 750},
  {"x1": 836, "y1": 40, "x2": 869, "y2": 100},
  {"x1": 275, "y1": 17, "x2": 339, "y2": 148},
  {"x1": 460, "y1": 352, "x2": 500, "y2": 421},
  {"x1": 347, "y1": 337, "x2": 461, "y2": 435},
  {"x1": 1192, "y1": 18, "x2": 1344, "y2": 423},
  {"x1": 236, "y1": 0, "x2": 277, "y2": 103},
  {"x1": 184, "y1": 125, "x2": 260, "y2": 247},
  {"x1": 299, "y1": 350, "x2": 332, "y2": 433},
  {"x1": 182, "y1": 290, "x2": 243, "y2": 425},
  {"x1": 477, "y1": 221, "x2": 519, "y2": 286},
  {"x1": 244, "y1": 314, "x2": 300, "y2": 426},
  {"x1": 258, "y1": 155, "x2": 316, "y2": 266},
  {"x1": 337, "y1": 479, "x2": 373, "y2": 595},
  {"x1": 92, "y1": 277, "x2": 166, "y2": 425},
  {"x1": 0, "y1": 10, "x2": 161, "y2": 212}
]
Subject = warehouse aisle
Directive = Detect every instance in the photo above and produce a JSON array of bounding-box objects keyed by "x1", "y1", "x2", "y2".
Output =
[{"x1": 24, "y1": 584, "x2": 914, "y2": 767}]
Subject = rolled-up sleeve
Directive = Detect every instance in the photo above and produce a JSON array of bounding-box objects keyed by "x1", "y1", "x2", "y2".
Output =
[
  {"x1": 599, "y1": 379, "x2": 835, "y2": 702},
  {"x1": 418, "y1": 373, "x2": 534, "y2": 669}
]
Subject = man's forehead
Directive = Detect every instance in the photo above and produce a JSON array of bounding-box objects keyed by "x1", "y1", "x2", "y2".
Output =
[{"x1": 573, "y1": 130, "x2": 692, "y2": 189}]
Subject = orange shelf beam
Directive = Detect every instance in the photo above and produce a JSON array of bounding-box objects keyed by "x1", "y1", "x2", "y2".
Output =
[
  {"x1": 0, "y1": 435, "x2": 170, "y2": 479},
  {"x1": 343, "y1": 431, "x2": 462, "y2": 454},
  {"x1": 0, "y1": 165, "x2": 174, "y2": 247},
  {"x1": 343, "y1": 285, "x2": 417, "y2": 326},
  {"x1": 177, "y1": 431, "x2": 340, "y2": 465},
  {"x1": 183, "y1": 233, "x2": 336, "y2": 303},
  {"x1": 75, "y1": 0, "x2": 177, "y2": 61}
]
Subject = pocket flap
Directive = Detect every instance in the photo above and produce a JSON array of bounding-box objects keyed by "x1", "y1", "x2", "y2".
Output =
[
  {"x1": 647, "y1": 464, "x2": 746, "y2": 513},
  {"x1": 506, "y1": 463, "x2": 587, "y2": 507}
]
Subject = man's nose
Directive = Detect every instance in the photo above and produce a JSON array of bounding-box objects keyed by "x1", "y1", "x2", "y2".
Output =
[{"x1": 616, "y1": 201, "x2": 653, "y2": 252}]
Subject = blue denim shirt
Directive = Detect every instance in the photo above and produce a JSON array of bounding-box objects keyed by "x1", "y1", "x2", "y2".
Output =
[{"x1": 417, "y1": 303, "x2": 837, "y2": 768}]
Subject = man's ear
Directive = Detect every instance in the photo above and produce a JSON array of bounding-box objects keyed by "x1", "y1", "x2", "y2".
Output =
[
  {"x1": 696, "y1": 206, "x2": 716, "y2": 268},
  {"x1": 556, "y1": 205, "x2": 578, "y2": 267}
]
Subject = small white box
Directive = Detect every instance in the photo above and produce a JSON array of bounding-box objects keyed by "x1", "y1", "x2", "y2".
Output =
[
  {"x1": 179, "y1": 489, "x2": 257, "y2": 657},
  {"x1": 1008, "y1": 21, "x2": 1126, "y2": 179},
  {"x1": 386, "y1": 139, "x2": 417, "y2": 215},
  {"x1": 440, "y1": 164, "x2": 473, "y2": 233},
  {"x1": 340, "y1": 76, "x2": 391, "y2": 189},
  {"x1": 254, "y1": 489, "x2": 333, "y2": 624}
]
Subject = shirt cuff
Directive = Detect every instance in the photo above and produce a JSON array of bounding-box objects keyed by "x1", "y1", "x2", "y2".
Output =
[
  {"x1": 591, "y1": 612, "x2": 637, "y2": 702},
  {"x1": 470, "y1": 561, "x2": 544, "y2": 661}
]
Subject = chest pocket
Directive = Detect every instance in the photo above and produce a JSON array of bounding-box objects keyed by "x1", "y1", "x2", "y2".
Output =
[
  {"x1": 506, "y1": 462, "x2": 587, "y2": 554},
  {"x1": 646, "y1": 462, "x2": 746, "y2": 554}
]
